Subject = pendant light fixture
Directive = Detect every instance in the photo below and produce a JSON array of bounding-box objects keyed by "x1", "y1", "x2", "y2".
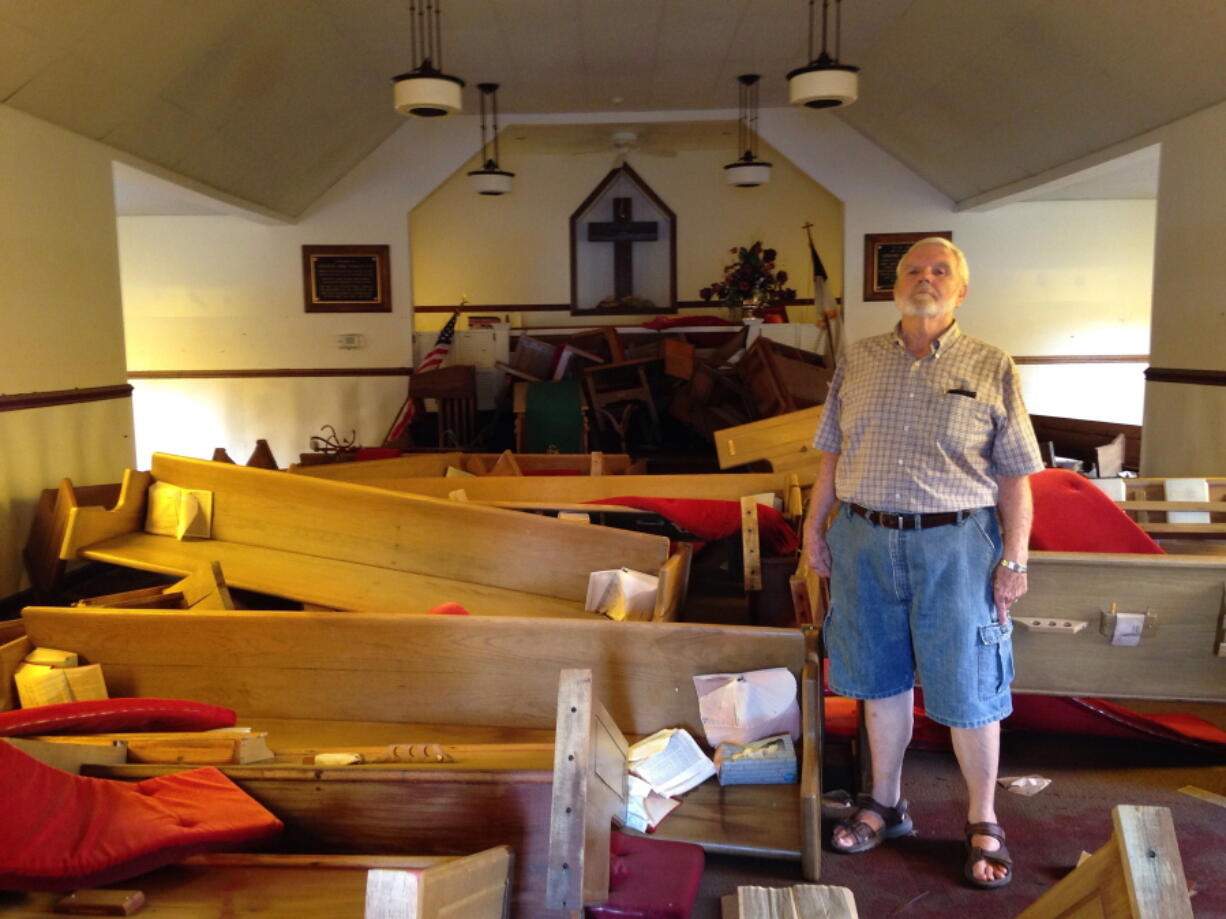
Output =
[
  {"x1": 467, "y1": 83, "x2": 514, "y2": 195},
  {"x1": 392, "y1": 0, "x2": 464, "y2": 117},
  {"x1": 788, "y1": 0, "x2": 859, "y2": 109},
  {"x1": 724, "y1": 74, "x2": 772, "y2": 187}
]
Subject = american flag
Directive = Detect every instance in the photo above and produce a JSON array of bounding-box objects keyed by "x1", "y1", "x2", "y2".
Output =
[
  {"x1": 416, "y1": 310, "x2": 460, "y2": 374},
  {"x1": 385, "y1": 310, "x2": 460, "y2": 444}
]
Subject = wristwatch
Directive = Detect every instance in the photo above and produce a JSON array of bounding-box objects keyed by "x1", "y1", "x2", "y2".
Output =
[{"x1": 998, "y1": 558, "x2": 1028, "y2": 574}]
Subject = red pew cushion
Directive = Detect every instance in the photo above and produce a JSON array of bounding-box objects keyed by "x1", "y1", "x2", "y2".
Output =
[
  {"x1": 0, "y1": 698, "x2": 236, "y2": 738},
  {"x1": 590, "y1": 831, "x2": 705, "y2": 919},
  {"x1": 1029, "y1": 468, "x2": 1164, "y2": 554},
  {"x1": 0, "y1": 740, "x2": 283, "y2": 891}
]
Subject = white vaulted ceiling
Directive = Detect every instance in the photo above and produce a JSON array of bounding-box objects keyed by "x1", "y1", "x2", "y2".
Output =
[{"x1": 2, "y1": 1, "x2": 1223, "y2": 216}]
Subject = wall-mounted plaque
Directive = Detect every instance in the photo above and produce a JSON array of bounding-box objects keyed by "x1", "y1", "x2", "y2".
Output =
[
  {"x1": 863, "y1": 231, "x2": 953, "y2": 301},
  {"x1": 303, "y1": 244, "x2": 391, "y2": 313}
]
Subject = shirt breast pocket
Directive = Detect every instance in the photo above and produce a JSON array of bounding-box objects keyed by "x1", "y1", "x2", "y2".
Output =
[{"x1": 937, "y1": 396, "x2": 993, "y2": 453}]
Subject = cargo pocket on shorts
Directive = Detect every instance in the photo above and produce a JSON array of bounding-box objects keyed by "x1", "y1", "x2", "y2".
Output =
[{"x1": 977, "y1": 621, "x2": 1014, "y2": 699}]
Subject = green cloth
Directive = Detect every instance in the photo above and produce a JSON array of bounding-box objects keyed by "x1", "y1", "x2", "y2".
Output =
[{"x1": 524, "y1": 381, "x2": 584, "y2": 453}]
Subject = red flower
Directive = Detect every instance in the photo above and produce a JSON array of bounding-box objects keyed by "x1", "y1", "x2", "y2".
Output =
[{"x1": 700, "y1": 287, "x2": 714, "y2": 301}]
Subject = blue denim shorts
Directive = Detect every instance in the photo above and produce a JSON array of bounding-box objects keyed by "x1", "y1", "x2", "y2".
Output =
[{"x1": 824, "y1": 503, "x2": 1014, "y2": 729}]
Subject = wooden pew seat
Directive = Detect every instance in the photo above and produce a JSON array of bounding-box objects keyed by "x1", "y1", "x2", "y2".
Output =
[
  {"x1": 57, "y1": 454, "x2": 686, "y2": 620},
  {"x1": 9, "y1": 609, "x2": 820, "y2": 918}
]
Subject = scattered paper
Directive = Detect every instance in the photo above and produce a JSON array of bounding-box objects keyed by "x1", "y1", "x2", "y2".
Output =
[
  {"x1": 623, "y1": 775, "x2": 681, "y2": 833},
  {"x1": 1111, "y1": 611, "x2": 1147, "y2": 647},
  {"x1": 628, "y1": 728, "x2": 715, "y2": 798},
  {"x1": 693, "y1": 668, "x2": 800, "y2": 747},
  {"x1": 1076, "y1": 850, "x2": 1093, "y2": 867},
  {"x1": 145, "y1": 482, "x2": 213, "y2": 540},
  {"x1": 998, "y1": 774, "x2": 1052, "y2": 796},
  {"x1": 585, "y1": 568, "x2": 658, "y2": 621}
]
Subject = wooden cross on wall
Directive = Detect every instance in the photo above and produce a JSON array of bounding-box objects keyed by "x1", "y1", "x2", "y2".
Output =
[{"x1": 587, "y1": 197, "x2": 658, "y2": 299}]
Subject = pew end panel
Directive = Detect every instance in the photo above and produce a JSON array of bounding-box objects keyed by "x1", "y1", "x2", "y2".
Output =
[{"x1": 1012, "y1": 552, "x2": 1226, "y2": 701}]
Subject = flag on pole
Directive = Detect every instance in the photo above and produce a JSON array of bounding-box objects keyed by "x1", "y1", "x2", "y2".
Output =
[
  {"x1": 805, "y1": 224, "x2": 840, "y2": 368},
  {"x1": 385, "y1": 310, "x2": 460, "y2": 444}
]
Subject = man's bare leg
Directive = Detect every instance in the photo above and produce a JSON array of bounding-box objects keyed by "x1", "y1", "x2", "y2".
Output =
[
  {"x1": 832, "y1": 689, "x2": 913, "y2": 849},
  {"x1": 950, "y1": 721, "x2": 1008, "y2": 884}
]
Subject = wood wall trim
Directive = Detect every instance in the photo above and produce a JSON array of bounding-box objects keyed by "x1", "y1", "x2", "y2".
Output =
[
  {"x1": 1013, "y1": 354, "x2": 1149, "y2": 365},
  {"x1": 413, "y1": 298, "x2": 818, "y2": 314},
  {"x1": 0, "y1": 383, "x2": 133, "y2": 414},
  {"x1": 1144, "y1": 367, "x2": 1226, "y2": 387},
  {"x1": 127, "y1": 367, "x2": 413, "y2": 380}
]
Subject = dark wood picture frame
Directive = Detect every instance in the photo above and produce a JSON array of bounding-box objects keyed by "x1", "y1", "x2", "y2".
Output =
[
  {"x1": 303, "y1": 244, "x2": 391, "y2": 313},
  {"x1": 863, "y1": 231, "x2": 953, "y2": 301}
]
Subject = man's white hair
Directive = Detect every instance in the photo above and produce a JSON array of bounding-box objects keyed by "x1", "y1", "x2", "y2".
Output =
[{"x1": 898, "y1": 237, "x2": 969, "y2": 288}]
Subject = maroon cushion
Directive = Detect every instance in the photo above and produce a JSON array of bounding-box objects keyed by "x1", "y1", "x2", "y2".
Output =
[
  {"x1": 1029, "y1": 468, "x2": 1164, "y2": 554},
  {"x1": 589, "y1": 831, "x2": 704, "y2": 919},
  {"x1": 0, "y1": 698, "x2": 236, "y2": 738},
  {"x1": 0, "y1": 740, "x2": 282, "y2": 891}
]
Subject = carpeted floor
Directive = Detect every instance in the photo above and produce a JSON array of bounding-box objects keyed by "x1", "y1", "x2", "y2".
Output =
[{"x1": 693, "y1": 732, "x2": 1226, "y2": 917}]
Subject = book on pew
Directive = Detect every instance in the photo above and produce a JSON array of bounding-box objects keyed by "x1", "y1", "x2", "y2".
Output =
[
  {"x1": 627, "y1": 728, "x2": 715, "y2": 798},
  {"x1": 585, "y1": 567, "x2": 658, "y2": 621}
]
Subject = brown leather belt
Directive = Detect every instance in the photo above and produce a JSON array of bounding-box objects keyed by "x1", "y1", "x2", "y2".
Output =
[{"x1": 848, "y1": 503, "x2": 985, "y2": 530}]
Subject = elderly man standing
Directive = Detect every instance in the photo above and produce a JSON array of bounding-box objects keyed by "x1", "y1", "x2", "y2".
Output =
[{"x1": 803, "y1": 238, "x2": 1043, "y2": 889}]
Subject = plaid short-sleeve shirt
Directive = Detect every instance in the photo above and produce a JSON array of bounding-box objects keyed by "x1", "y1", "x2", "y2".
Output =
[{"x1": 812, "y1": 321, "x2": 1043, "y2": 513}]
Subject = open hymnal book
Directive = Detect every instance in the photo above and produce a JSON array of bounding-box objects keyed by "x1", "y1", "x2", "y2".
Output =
[
  {"x1": 585, "y1": 567, "x2": 658, "y2": 621},
  {"x1": 627, "y1": 728, "x2": 715, "y2": 799}
]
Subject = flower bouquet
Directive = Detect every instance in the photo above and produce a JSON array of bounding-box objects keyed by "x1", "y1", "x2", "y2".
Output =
[{"x1": 699, "y1": 241, "x2": 797, "y2": 322}]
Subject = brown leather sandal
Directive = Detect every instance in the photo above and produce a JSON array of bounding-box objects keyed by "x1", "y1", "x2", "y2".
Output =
[
  {"x1": 830, "y1": 794, "x2": 913, "y2": 854},
  {"x1": 964, "y1": 821, "x2": 1013, "y2": 889}
]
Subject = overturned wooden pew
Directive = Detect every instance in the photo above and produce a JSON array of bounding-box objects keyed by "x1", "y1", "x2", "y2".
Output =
[
  {"x1": 2, "y1": 850, "x2": 513, "y2": 919},
  {"x1": 293, "y1": 451, "x2": 646, "y2": 478},
  {"x1": 715, "y1": 407, "x2": 825, "y2": 475},
  {"x1": 55, "y1": 454, "x2": 687, "y2": 620},
  {"x1": 11, "y1": 607, "x2": 820, "y2": 918}
]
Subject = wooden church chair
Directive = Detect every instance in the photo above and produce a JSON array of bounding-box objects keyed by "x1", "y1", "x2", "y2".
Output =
[
  {"x1": 409, "y1": 364, "x2": 478, "y2": 448},
  {"x1": 737, "y1": 336, "x2": 832, "y2": 418},
  {"x1": 513, "y1": 380, "x2": 588, "y2": 453},
  {"x1": 583, "y1": 356, "x2": 662, "y2": 451}
]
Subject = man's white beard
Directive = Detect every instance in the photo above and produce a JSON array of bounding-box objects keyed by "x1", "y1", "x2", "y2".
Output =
[{"x1": 896, "y1": 292, "x2": 951, "y2": 318}]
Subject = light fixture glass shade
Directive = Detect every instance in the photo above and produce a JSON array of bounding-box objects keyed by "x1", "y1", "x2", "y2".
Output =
[
  {"x1": 787, "y1": 63, "x2": 859, "y2": 108},
  {"x1": 724, "y1": 160, "x2": 772, "y2": 187},
  {"x1": 467, "y1": 167, "x2": 514, "y2": 195},
  {"x1": 393, "y1": 72, "x2": 464, "y2": 117}
]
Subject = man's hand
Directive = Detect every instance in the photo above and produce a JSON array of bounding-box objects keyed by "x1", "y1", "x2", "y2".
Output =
[
  {"x1": 992, "y1": 565, "x2": 1027, "y2": 625},
  {"x1": 805, "y1": 531, "x2": 832, "y2": 577}
]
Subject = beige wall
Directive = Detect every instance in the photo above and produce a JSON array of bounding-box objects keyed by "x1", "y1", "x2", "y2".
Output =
[
  {"x1": 1140, "y1": 99, "x2": 1226, "y2": 474},
  {"x1": 410, "y1": 136, "x2": 843, "y2": 331},
  {"x1": 0, "y1": 105, "x2": 135, "y2": 596}
]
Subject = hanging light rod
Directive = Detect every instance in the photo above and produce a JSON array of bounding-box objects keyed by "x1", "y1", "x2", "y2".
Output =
[
  {"x1": 725, "y1": 74, "x2": 772, "y2": 187},
  {"x1": 467, "y1": 83, "x2": 514, "y2": 195},
  {"x1": 788, "y1": 0, "x2": 859, "y2": 109},
  {"x1": 392, "y1": 0, "x2": 464, "y2": 117}
]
